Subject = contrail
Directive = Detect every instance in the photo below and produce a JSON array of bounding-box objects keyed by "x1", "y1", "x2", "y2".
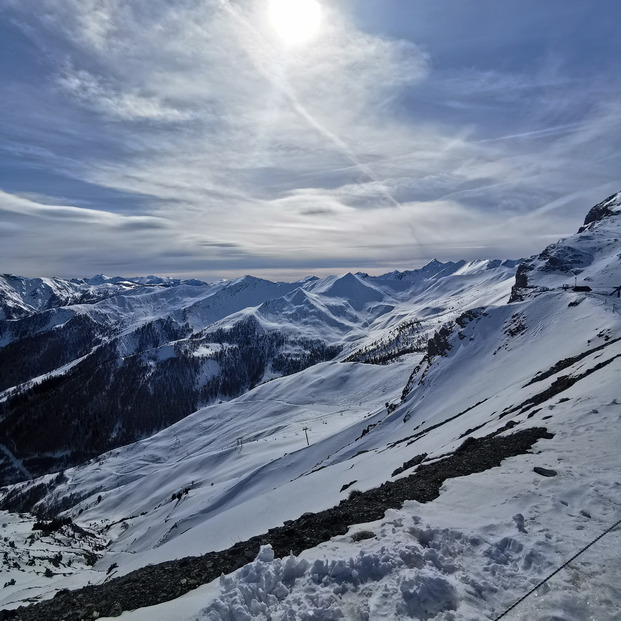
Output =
[
  {"x1": 284, "y1": 89, "x2": 403, "y2": 210},
  {"x1": 476, "y1": 121, "x2": 587, "y2": 144},
  {"x1": 217, "y1": 0, "x2": 404, "y2": 211}
]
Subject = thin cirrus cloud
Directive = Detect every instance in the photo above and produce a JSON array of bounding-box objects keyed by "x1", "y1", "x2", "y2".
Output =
[{"x1": 0, "y1": 0, "x2": 620, "y2": 280}]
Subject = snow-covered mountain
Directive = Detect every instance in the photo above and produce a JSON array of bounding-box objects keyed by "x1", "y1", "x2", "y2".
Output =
[
  {"x1": 1, "y1": 192, "x2": 620, "y2": 620},
  {"x1": 0, "y1": 274, "x2": 198, "y2": 321},
  {"x1": 0, "y1": 261, "x2": 517, "y2": 485}
]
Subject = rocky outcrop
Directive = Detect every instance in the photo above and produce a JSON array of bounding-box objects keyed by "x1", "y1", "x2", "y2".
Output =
[
  {"x1": 508, "y1": 262, "x2": 534, "y2": 302},
  {"x1": 580, "y1": 191, "x2": 621, "y2": 230}
]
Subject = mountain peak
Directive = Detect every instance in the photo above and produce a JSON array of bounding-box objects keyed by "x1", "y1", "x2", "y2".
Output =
[
  {"x1": 87, "y1": 274, "x2": 113, "y2": 285},
  {"x1": 581, "y1": 190, "x2": 621, "y2": 229}
]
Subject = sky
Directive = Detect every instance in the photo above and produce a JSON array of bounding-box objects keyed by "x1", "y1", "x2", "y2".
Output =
[{"x1": 1, "y1": 0, "x2": 620, "y2": 281}]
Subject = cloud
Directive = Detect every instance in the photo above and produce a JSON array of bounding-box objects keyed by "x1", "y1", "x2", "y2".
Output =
[
  {"x1": 1, "y1": 0, "x2": 620, "y2": 279},
  {"x1": 57, "y1": 68, "x2": 194, "y2": 122},
  {"x1": 0, "y1": 190, "x2": 169, "y2": 229},
  {"x1": 0, "y1": 188, "x2": 249, "y2": 277}
]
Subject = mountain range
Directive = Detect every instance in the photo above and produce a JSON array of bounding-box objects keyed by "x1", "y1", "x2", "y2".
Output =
[{"x1": 0, "y1": 257, "x2": 518, "y2": 485}]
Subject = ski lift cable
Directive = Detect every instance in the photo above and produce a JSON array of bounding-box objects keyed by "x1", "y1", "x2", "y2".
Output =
[{"x1": 493, "y1": 516, "x2": 621, "y2": 620}]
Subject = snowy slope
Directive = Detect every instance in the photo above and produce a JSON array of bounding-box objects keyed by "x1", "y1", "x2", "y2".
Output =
[
  {"x1": 1, "y1": 194, "x2": 620, "y2": 619},
  {"x1": 122, "y1": 203, "x2": 621, "y2": 620}
]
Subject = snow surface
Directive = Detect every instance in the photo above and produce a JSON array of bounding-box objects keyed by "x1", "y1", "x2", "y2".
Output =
[{"x1": 518, "y1": 196, "x2": 621, "y2": 292}]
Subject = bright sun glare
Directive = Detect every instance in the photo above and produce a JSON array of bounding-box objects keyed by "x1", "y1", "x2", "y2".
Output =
[{"x1": 268, "y1": 0, "x2": 322, "y2": 46}]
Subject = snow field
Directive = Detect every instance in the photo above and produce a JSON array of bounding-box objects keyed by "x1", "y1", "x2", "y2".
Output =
[{"x1": 115, "y1": 292, "x2": 621, "y2": 620}]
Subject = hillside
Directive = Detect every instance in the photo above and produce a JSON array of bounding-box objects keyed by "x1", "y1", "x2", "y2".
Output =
[
  {"x1": 0, "y1": 192, "x2": 620, "y2": 620},
  {"x1": 0, "y1": 261, "x2": 516, "y2": 485}
]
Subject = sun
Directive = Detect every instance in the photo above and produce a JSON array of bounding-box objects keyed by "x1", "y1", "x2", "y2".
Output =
[{"x1": 268, "y1": 0, "x2": 322, "y2": 46}]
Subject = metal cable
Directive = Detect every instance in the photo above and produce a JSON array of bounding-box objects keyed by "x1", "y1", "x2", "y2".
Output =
[{"x1": 493, "y1": 517, "x2": 621, "y2": 620}]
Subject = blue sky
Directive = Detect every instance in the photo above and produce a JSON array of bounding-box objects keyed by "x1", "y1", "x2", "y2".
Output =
[{"x1": 1, "y1": 0, "x2": 620, "y2": 280}]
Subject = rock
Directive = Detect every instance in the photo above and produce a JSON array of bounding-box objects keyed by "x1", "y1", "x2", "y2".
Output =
[
  {"x1": 512, "y1": 513, "x2": 527, "y2": 533},
  {"x1": 533, "y1": 466, "x2": 558, "y2": 477},
  {"x1": 54, "y1": 589, "x2": 70, "y2": 599},
  {"x1": 391, "y1": 454, "x2": 427, "y2": 477},
  {"x1": 109, "y1": 602, "x2": 123, "y2": 617},
  {"x1": 580, "y1": 192, "x2": 621, "y2": 229}
]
